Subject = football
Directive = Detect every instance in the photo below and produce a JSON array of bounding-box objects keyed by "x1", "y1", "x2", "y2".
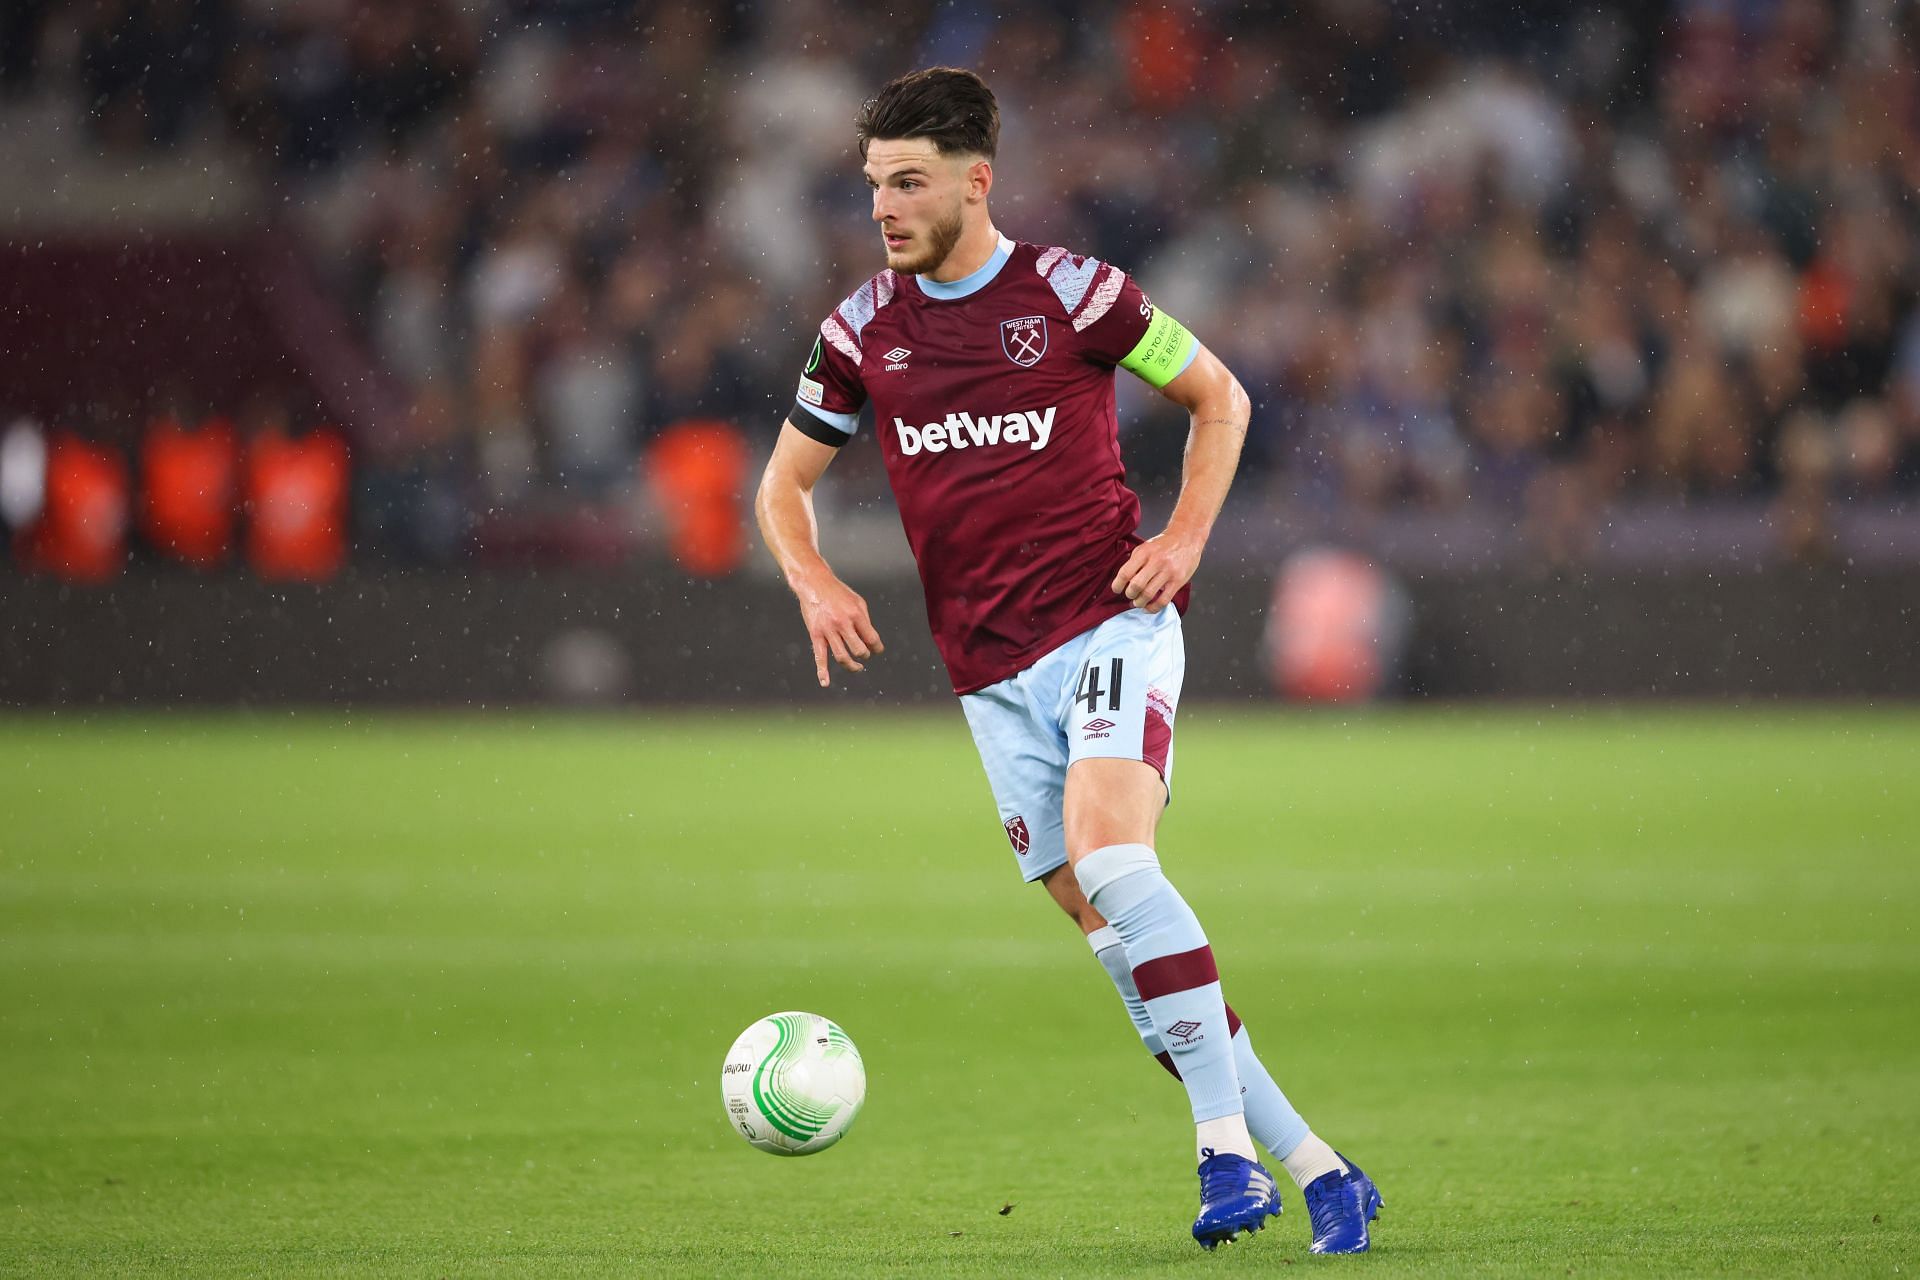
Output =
[{"x1": 720, "y1": 1011, "x2": 866, "y2": 1156}]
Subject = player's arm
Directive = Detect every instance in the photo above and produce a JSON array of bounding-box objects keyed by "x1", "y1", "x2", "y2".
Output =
[
  {"x1": 754, "y1": 423, "x2": 885, "y2": 688},
  {"x1": 1111, "y1": 337, "x2": 1251, "y2": 613}
]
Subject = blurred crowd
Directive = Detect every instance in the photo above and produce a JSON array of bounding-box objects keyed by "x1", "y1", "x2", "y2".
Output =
[{"x1": 5, "y1": 0, "x2": 1920, "y2": 572}]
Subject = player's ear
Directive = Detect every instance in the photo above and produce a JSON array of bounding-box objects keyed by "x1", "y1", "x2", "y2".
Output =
[{"x1": 967, "y1": 157, "x2": 993, "y2": 203}]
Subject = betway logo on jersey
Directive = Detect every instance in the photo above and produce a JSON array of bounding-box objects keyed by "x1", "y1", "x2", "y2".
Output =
[{"x1": 894, "y1": 406, "x2": 1056, "y2": 456}]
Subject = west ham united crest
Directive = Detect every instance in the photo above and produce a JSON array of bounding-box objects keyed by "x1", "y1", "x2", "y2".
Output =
[
  {"x1": 1004, "y1": 815, "x2": 1030, "y2": 856},
  {"x1": 1000, "y1": 315, "x2": 1047, "y2": 367}
]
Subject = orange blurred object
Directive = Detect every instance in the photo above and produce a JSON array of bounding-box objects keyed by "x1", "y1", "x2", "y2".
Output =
[
  {"x1": 140, "y1": 415, "x2": 239, "y2": 568},
  {"x1": 1264, "y1": 548, "x2": 1390, "y2": 703},
  {"x1": 244, "y1": 426, "x2": 350, "y2": 581},
  {"x1": 1796, "y1": 257, "x2": 1852, "y2": 352},
  {"x1": 647, "y1": 419, "x2": 749, "y2": 576},
  {"x1": 23, "y1": 431, "x2": 129, "y2": 582},
  {"x1": 1120, "y1": 3, "x2": 1202, "y2": 109}
]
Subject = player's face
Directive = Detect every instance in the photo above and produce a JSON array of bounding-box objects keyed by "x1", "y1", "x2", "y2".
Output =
[{"x1": 864, "y1": 140, "x2": 968, "y2": 276}]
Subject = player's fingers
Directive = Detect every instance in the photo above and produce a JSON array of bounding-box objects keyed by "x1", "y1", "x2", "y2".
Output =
[
  {"x1": 1124, "y1": 555, "x2": 1167, "y2": 601},
  {"x1": 1145, "y1": 575, "x2": 1183, "y2": 613},
  {"x1": 839, "y1": 617, "x2": 875, "y2": 664},
  {"x1": 1111, "y1": 547, "x2": 1148, "y2": 595},
  {"x1": 826, "y1": 629, "x2": 864, "y2": 673},
  {"x1": 809, "y1": 631, "x2": 830, "y2": 688},
  {"x1": 854, "y1": 614, "x2": 884, "y2": 654}
]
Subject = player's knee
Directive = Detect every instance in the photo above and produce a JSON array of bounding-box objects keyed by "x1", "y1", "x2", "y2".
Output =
[
  {"x1": 1063, "y1": 758, "x2": 1164, "y2": 859},
  {"x1": 1064, "y1": 813, "x2": 1160, "y2": 866}
]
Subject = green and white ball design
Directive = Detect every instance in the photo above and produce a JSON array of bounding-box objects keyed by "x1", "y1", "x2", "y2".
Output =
[{"x1": 721, "y1": 1011, "x2": 866, "y2": 1156}]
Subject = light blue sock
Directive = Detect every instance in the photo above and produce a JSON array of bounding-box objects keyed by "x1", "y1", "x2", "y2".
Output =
[
  {"x1": 1231, "y1": 1024, "x2": 1311, "y2": 1160},
  {"x1": 1088, "y1": 925, "x2": 1310, "y2": 1159},
  {"x1": 1075, "y1": 843, "x2": 1243, "y2": 1123},
  {"x1": 1088, "y1": 924, "x2": 1169, "y2": 1057}
]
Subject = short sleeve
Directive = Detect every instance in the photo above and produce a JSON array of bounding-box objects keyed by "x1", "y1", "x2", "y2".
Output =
[
  {"x1": 1078, "y1": 271, "x2": 1199, "y2": 389},
  {"x1": 787, "y1": 327, "x2": 867, "y2": 446}
]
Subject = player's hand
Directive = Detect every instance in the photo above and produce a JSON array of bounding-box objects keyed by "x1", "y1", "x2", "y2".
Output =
[
  {"x1": 793, "y1": 571, "x2": 885, "y2": 687},
  {"x1": 1111, "y1": 529, "x2": 1203, "y2": 614}
]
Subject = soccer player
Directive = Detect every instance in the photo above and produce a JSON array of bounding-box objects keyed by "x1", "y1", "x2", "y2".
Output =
[{"x1": 755, "y1": 67, "x2": 1383, "y2": 1253}]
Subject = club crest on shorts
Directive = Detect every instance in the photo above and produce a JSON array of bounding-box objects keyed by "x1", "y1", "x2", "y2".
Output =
[
  {"x1": 1000, "y1": 315, "x2": 1047, "y2": 367},
  {"x1": 1004, "y1": 815, "x2": 1030, "y2": 856}
]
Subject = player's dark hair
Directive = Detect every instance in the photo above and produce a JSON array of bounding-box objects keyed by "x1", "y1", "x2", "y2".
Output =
[{"x1": 856, "y1": 67, "x2": 999, "y2": 161}]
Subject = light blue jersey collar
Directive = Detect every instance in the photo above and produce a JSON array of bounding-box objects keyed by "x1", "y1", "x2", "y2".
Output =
[{"x1": 916, "y1": 233, "x2": 1015, "y2": 301}]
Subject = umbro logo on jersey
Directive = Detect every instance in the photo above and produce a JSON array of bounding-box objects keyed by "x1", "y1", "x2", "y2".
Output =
[
  {"x1": 894, "y1": 406, "x2": 1056, "y2": 456},
  {"x1": 883, "y1": 346, "x2": 912, "y2": 370}
]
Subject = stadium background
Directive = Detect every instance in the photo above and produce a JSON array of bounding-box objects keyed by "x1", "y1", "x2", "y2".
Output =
[
  {"x1": 3, "y1": 1, "x2": 1917, "y2": 1275},
  {"x1": 3, "y1": 0, "x2": 1918, "y2": 704}
]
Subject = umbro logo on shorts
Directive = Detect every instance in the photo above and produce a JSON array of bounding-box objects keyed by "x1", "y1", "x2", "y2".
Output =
[{"x1": 1083, "y1": 717, "x2": 1115, "y2": 738}]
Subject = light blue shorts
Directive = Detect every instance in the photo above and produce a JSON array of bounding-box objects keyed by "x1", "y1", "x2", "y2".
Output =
[{"x1": 959, "y1": 606, "x2": 1186, "y2": 883}]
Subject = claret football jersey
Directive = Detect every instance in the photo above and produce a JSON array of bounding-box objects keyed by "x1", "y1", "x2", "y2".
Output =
[{"x1": 787, "y1": 234, "x2": 1198, "y2": 696}]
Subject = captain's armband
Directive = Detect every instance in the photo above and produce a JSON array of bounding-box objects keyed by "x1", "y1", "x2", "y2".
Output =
[{"x1": 1119, "y1": 307, "x2": 1199, "y2": 389}]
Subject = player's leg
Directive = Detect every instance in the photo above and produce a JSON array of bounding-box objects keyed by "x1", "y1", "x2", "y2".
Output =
[
  {"x1": 1056, "y1": 608, "x2": 1244, "y2": 1146},
  {"x1": 1043, "y1": 862, "x2": 1318, "y2": 1162},
  {"x1": 1068, "y1": 756, "x2": 1280, "y2": 1248},
  {"x1": 961, "y1": 646, "x2": 1220, "y2": 1128},
  {"x1": 1059, "y1": 607, "x2": 1380, "y2": 1251},
  {"x1": 962, "y1": 621, "x2": 1376, "y2": 1251},
  {"x1": 1057, "y1": 804, "x2": 1379, "y2": 1255},
  {"x1": 1051, "y1": 607, "x2": 1275, "y2": 1246},
  {"x1": 1065, "y1": 757, "x2": 1249, "y2": 1149}
]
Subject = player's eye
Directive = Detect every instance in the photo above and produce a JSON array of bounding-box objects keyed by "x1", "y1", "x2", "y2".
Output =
[{"x1": 900, "y1": 180, "x2": 919, "y2": 190}]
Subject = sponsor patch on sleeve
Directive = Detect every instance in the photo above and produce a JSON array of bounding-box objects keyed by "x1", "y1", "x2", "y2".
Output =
[
  {"x1": 797, "y1": 375, "x2": 825, "y2": 406},
  {"x1": 1119, "y1": 306, "x2": 1198, "y2": 388}
]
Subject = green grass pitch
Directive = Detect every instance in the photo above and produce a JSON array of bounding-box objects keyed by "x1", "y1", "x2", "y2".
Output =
[{"x1": 3, "y1": 707, "x2": 1917, "y2": 1276}]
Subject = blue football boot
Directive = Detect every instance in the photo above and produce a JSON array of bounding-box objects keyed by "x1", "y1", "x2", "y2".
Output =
[
  {"x1": 1303, "y1": 1152, "x2": 1383, "y2": 1254},
  {"x1": 1191, "y1": 1147, "x2": 1282, "y2": 1249}
]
